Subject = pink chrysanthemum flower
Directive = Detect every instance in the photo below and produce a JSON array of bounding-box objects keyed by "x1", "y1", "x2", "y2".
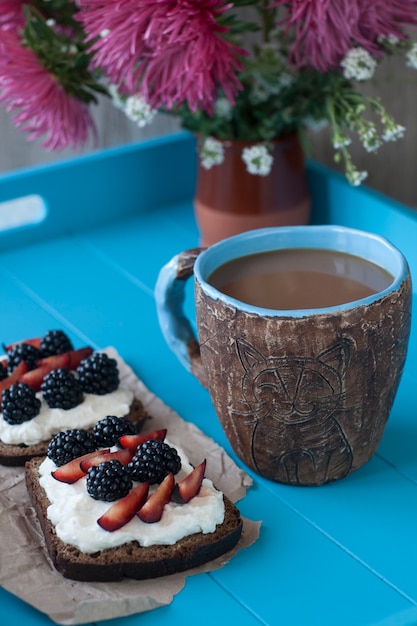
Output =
[
  {"x1": 77, "y1": 0, "x2": 246, "y2": 113},
  {"x1": 0, "y1": 0, "x2": 28, "y2": 31},
  {"x1": 359, "y1": 1, "x2": 417, "y2": 45},
  {"x1": 273, "y1": 0, "x2": 417, "y2": 72},
  {"x1": 0, "y1": 30, "x2": 96, "y2": 150}
]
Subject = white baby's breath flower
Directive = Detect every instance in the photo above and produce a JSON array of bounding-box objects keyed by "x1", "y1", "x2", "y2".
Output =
[
  {"x1": 377, "y1": 33, "x2": 400, "y2": 46},
  {"x1": 214, "y1": 97, "x2": 233, "y2": 120},
  {"x1": 349, "y1": 168, "x2": 368, "y2": 186},
  {"x1": 124, "y1": 95, "x2": 156, "y2": 128},
  {"x1": 406, "y1": 42, "x2": 417, "y2": 69},
  {"x1": 200, "y1": 137, "x2": 225, "y2": 169},
  {"x1": 340, "y1": 48, "x2": 377, "y2": 81},
  {"x1": 360, "y1": 128, "x2": 382, "y2": 153},
  {"x1": 242, "y1": 145, "x2": 273, "y2": 176},
  {"x1": 277, "y1": 72, "x2": 295, "y2": 89},
  {"x1": 333, "y1": 136, "x2": 351, "y2": 149},
  {"x1": 100, "y1": 29, "x2": 111, "y2": 38},
  {"x1": 382, "y1": 123, "x2": 406, "y2": 142},
  {"x1": 303, "y1": 116, "x2": 329, "y2": 132}
]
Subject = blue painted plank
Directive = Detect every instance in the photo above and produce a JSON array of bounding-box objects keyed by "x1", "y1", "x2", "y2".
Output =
[
  {"x1": 97, "y1": 575, "x2": 263, "y2": 626},
  {"x1": 210, "y1": 486, "x2": 413, "y2": 626},
  {"x1": 254, "y1": 451, "x2": 417, "y2": 602},
  {"x1": 75, "y1": 205, "x2": 199, "y2": 294},
  {"x1": 378, "y1": 371, "x2": 417, "y2": 483}
]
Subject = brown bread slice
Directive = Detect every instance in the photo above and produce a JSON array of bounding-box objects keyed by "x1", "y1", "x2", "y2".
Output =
[
  {"x1": 25, "y1": 456, "x2": 243, "y2": 582},
  {"x1": 0, "y1": 397, "x2": 149, "y2": 466}
]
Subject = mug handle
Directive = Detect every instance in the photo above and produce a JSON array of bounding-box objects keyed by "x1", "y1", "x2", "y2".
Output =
[{"x1": 155, "y1": 248, "x2": 208, "y2": 388}]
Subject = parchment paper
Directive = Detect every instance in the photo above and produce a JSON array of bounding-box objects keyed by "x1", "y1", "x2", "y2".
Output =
[{"x1": 0, "y1": 348, "x2": 260, "y2": 625}]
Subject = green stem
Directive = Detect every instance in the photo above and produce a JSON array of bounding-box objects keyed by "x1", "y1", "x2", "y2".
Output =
[{"x1": 258, "y1": 0, "x2": 276, "y2": 43}]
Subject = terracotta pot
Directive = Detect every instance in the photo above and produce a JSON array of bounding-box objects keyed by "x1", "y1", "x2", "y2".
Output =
[{"x1": 194, "y1": 134, "x2": 311, "y2": 247}]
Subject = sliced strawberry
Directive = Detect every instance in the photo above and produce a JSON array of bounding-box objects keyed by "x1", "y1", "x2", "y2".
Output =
[
  {"x1": 34, "y1": 347, "x2": 92, "y2": 371},
  {"x1": 67, "y1": 346, "x2": 93, "y2": 369},
  {"x1": 80, "y1": 448, "x2": 135, "y2": 472},
  {"x1": 0, "y1": 361, "x2": 29, "y2": 409},
  {"x1": 3, "y1": 337, "x2": 42, "y2": 352},
  {"x1": 17, "y1": 364, "x2": 52, "y2": 392},
  {"x1": 17, "y1": 347, "x2": 93, "y2": 391},
  {"x1": 0, "y1": 360, "x2": 28, "y2": 390},
  {"x1": 18, "y1": 353, "x2": 71, "y2": 391},
  {"x1": 172, "y1": 460, "x2": 206, "y2": 504},
  {"x1": 52, "y1": 449, "x2": 110, "y2": 484},
  {"x1": 98, "y1": 482, "x2": 150, "y2": 532},
  {"x1": 118, "y1": 428, "x2": 167, "y2": 450},
  {"x1": 137, "y1": 473, "x2": 175, "y2": 523},
  {"x1": 35, "y1": 351, "x2": 71, "y2": 370}
]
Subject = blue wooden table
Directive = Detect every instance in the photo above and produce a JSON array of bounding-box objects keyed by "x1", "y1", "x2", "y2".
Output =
[{"x1": 1, "y1": 132, "x2": 416, "y2": 626}]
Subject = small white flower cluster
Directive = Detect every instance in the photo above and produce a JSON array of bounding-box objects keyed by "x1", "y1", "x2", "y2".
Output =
[
  {"x1": 277, "y1": 72, "x2": 295, "y2": 89},
  {"x1": 340, "y1": 47, "x2": 377, "y2": 81},
  {"x1": 332, "y1": 128, "x2": 368, "y2": 185},
  {"x1": 108, "y1": 85, "x2": 156, "y2": 128},
  {"x1": 242, "y1": 145, "x2": 273, "y2": 176},
  {"x1": 124, "y1": 95, "x2": 156, "y2": 127},
  {"x1": 406, "y1": 42, "x2": 417, "y2": 69},
  {"x1": 359, "y1": 127, "x2": 382, "y2": 153},
  {"x1": 333, "y1": 135, "x2": 352, "y2": 150},
  {"x1": 349, "y1": 169, "x2": 368, "y2": 186},
  {"x1": 200, "y1": 137, "x2": 225, "y2": 169},
  {"x1": 200, "y1": 139, "x2": 274, "y2": 176},
  {"x1": 303, "y1": 116, "x2": 329, "y2": 132},
  {"x1": 377, "y1": 33, "x2": 400, "y2": 46},
  {"x1": 382, "y1": 123, "x2": 406, "y2": 142},
  {"x1": 214, "y1": 97, "x2": 233, "y2": 120}
]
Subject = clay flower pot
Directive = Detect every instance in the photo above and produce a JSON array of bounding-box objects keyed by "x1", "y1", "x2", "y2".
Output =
[{"x1": 194, "y1": 134, "x2": 311, "y2": 247}]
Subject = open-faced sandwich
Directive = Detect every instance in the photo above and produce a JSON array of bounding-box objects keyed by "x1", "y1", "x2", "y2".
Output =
[
  {"x1": 25, "y1": 427, "x2": 243, "y2": 581},
  {"x1": 0, "y1": 331, "x2": 148, "y2": 465}
]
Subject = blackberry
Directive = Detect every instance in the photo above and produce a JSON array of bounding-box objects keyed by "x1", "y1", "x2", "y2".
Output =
[
  {"x1": 93, "y1": 415, "x2": 137, "y2": 447},
  {"x1": 0, "y1": 361, "x2": 7, "y2": 381},
  {"x1": 41, "y1": 368, "x2": 84, "y2": 410},
  {"x1": 86, "y1": 460, "x2": 132, "y2": 501},
  {"x1": 48, "y1": 428, "x2": 98, "y2": 466},
  {"x1": 7, "y1": 343, "x2": 40, "y2": 374},
  {"x1": 2, "y1": 383, "x2": 41, "y2": 425},
  {"x1": 128, "y1": 440, "x2": 181, "y2": 484},
  {"x1": 76, "y1": 352, "x2": 119, "y2": 395},
  {"x1": 40, "y1": 330, "x2": 73, "y2": 357}
]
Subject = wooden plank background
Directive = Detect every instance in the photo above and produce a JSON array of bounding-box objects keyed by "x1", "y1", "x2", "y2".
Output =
[{"x1": 1, "y1": 55, "x2": 416, "y2": 209}]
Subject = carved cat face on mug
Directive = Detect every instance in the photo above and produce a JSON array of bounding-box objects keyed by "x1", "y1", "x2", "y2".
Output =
[{"x1": 236, "y1": 338, "x2": 353, "y2": 484}]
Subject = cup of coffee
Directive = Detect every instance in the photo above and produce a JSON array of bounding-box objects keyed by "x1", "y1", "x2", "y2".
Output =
[{"x1": 155, "y1": 226, "x2": 411, "y2": 486}]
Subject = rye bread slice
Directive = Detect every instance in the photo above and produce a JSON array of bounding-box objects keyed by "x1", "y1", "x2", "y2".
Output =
[
  {"x1": 0, "y1": 397, "x2": 149, "y2": 467},
  {"x1": 25, "y1": 456, "x2": 243, "y2": 582}
]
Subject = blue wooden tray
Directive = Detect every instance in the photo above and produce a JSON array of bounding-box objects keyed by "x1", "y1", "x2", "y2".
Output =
[{"x1": 1, "y1": 132, "x2": 416, "y2": 626}]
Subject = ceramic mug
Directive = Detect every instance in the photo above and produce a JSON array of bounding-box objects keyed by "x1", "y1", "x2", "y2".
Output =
[{"x1": 155, "y1": 226, "x2": 412, "y2": 486}]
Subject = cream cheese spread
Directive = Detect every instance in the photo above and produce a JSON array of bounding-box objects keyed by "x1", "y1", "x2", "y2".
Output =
[
  {"x1": 38, "y1": 442, "x2": 225, "y2": 552},
  {"x1": 0, "y1": 388, "x2": 134, "y2": 445}
]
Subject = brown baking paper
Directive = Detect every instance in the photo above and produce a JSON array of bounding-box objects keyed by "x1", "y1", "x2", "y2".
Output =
[{"x1": 0, "y1": 347, "x2": 260, "y2": 625}]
